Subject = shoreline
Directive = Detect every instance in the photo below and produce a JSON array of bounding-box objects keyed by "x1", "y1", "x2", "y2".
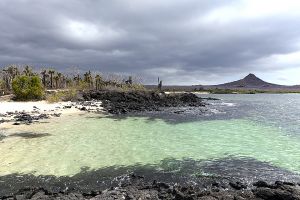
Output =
[
  {"x1": 1, "y1": 90, "x2": 208, "y2": 134},
  {"x1": 1, "y1": 175, "x2": 300, "y2": 199},
  {"x1": 0, "y1": 100, "x2": 104, "y2": 129},
  {"x1": 2, "y1": 92, "x2": 300, "y2": 199}
]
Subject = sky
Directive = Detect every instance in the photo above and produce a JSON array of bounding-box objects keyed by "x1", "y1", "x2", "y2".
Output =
[{"x1": 1, "y1": 0, "x2": 300, "y2": 85}]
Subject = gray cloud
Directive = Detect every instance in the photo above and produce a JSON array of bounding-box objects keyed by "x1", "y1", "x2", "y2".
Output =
[{"x1": 1, "y1": 0, "x2": 300, "y2": 85}]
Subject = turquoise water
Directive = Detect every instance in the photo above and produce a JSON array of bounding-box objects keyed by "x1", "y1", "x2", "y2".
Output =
[{"x1": 1, "y1": 94, "x2": 300, "y2": 179}]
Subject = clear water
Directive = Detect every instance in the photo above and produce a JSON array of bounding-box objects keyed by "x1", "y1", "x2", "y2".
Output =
[{"x1": 1, "y1": 94, "x2": 300, "y2": 179}]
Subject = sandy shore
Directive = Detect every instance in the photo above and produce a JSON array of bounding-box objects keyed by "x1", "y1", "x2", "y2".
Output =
[
  {"x1": 0, "y1": 101, "x2": 75, "y2": 114},
  {"x1": 0, "y1": 100, "x2": 103, "y2": 129}
]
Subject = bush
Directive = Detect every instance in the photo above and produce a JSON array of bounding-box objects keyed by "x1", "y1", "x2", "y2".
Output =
[
  {"x1": 46, "y1": 88, "x2": 78, "y2": 103},
  {"x1": 45, "y1": 92, "x2": 61, "y2": 103},
  {"x1": 12, "y1": 76, "x2": 44, "y2": 100},
  {"x1": 0, "y1": 80, "x2": 4, "y2": 89}
]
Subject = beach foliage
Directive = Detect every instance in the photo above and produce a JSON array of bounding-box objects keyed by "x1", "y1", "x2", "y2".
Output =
[
  {"x1": 0, "y1": 80, "x2": 4, "y2": 90},
  {"x1": 12, "y1": 75, "x2": 44, "y2": 100},
  {"x1": 46, "y1": 88, "x2": 78, "y2": 103},
  {"x1": 2, "y1": 65, "x2": 147, "y2": 101}
]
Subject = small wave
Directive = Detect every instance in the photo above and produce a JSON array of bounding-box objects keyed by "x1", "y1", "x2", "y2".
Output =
[
  {"x1": 209, "y1": 109, "x2": 226, "y2": 114},
  {"x1": 209, "y1": 102, "x2": 236, "y2": 107},
  {"x1": 220, "y1": 102, "x2": 236, "y2": 107}
]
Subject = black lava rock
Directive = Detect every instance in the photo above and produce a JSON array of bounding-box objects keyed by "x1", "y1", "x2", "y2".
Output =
[
  {"x1": 1, "y1": 180, "x2": 300, "y2": 200},
  {"x1": 229, "y1": 181, "x2": 247, "y2": 190},
  {"x1": 82, "y1": 90, "x2": 206, "y2": 115}
]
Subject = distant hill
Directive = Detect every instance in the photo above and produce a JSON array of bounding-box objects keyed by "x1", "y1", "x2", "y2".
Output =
[
  {"x1": 199, "y1": 73, "x2": 300, "y2": 91},
  {"x1": 145, "y1": 73, "x2": 300, "y2": 92},
  {"x1": 209, "y1": 73, "x2": 281, "y2": 89}
]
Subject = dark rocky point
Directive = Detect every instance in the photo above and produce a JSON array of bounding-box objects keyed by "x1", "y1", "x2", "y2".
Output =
[
  {"x1": 82, "y1": 90, "x2": 206, "y2": 114},
  {"x1": 2, "y1": 178, "x2": 300, "y2": 199}
]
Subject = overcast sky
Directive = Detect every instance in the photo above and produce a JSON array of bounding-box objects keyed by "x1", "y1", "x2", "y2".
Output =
[{"x1": 1, "y1": 0, "x2": 300, "y2": 85}]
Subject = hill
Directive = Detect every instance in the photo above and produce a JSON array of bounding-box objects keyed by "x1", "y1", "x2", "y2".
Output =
[
  {"x1": 145, "y1": 73, "x2": 300, "y2": 92},
  {"x1": 209, "y1": 73, "x2": 284, "y2": 89}
]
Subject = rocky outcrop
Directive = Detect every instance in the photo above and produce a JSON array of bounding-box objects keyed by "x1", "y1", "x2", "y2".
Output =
[
  {"x1": 14, "y1": 113, "x2": 50, "y2": 125},
  {"x1": 83, "y1": 90, "x2": 206, "y2": 114},
  {"x1": 2, "y1": 178, "x2": 300, "y2": 200}
]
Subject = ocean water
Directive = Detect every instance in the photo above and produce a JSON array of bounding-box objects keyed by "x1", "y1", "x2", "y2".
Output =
[{"x1": 1, "y1": 94, "x2": 300, "y2": 181}]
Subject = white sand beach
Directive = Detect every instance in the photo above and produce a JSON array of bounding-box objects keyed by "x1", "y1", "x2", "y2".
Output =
[
  {"x1": 0, "y1": 96, "x2": 103, "y2": 129},
  {"x1": 0, "y1": 101, "x2": 74, "y2": 114}
]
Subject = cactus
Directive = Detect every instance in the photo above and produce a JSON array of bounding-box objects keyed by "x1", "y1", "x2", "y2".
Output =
[{"x1": 158, "y1": 80, "x2": 162, "y2": 91}]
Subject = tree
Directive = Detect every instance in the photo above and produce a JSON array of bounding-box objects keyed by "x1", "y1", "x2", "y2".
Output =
[
  {"x1": 41, "y1": 70, "x2": 48, "y2": 88},
  {"x1": 48, "y1": 70, "x2": 55, "y2": 89},
  {"x1": 83, "y1": 71, "x2": 93, "y2": 88},
  {"x1": 2, "y1": 66, "x2": 20, "y2": 91},
  {"x1": 95, "y1": 74, "x2": 103, "y2": 90},
  {"x1": 54, "y1": 75, "x2": 59, "y2": 89},
  {"x1": 23, "y1": 65, "x2": 33, "y2": 76},
  {"x1": 12, "y1": 75, "x2": 44, "y2": 100},
  {"x1": 57, "y1": 72, "x2": 62, "y2": 88},
  {"x1": 0, "y1": 79, "x2": 4, "y2": 95},
  {"x1": 66, "y1": 77, "x2": 73, "y2": 88},
  {"x1": 74, "y1": 74, "x2": 80, "y2": 86}
]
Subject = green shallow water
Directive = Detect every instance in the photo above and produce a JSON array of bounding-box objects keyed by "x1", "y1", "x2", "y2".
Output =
[{"x1": 1, "y1": 113, "x2": 300, "y2": 176}]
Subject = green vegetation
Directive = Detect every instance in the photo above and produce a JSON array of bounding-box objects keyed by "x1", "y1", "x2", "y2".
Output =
[
  {"x1": 46, "y1": 88, "x2": 78, "y2": 103},
  {"x1": 0, "y1": 79, "x2": 4, "y2": 90},
  {"x1": 12, "y1": 75, "x2": 44, "y2": 100},
  {"x1": 205, "y1": 88, "x2": 259, "y2": 94},
  {"x1": 3, "y1": 65, "x2": 298, "y2": 99},
  {"x1": 0, "y1": 65, "x2": 145, "y2": 101}
]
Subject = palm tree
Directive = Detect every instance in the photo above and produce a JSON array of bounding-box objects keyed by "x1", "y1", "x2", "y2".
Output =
[
  {"x1": 57, "y1": 72, "x2": 62, "y2": 88},
  {"x1": 41, "y1": 70, "x2": 47, "y2": 87},
  {"x1": 48, "y1": 70, "x2": 55, "y2": 89},
  {"x1": 54, "y1": 75, "x2": 59, "y2": 89},
  {"x1": 61, "y1": 75, "x2": 66, "y2": 88}
]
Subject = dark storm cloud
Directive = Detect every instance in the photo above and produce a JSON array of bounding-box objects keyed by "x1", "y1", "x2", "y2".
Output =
[{"x1": 1, "y1": 0, "x2": 300, "y2": 84}]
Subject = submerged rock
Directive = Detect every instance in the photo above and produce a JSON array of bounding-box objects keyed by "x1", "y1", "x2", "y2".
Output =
[{"x1": 229, "y1": 181, "x2": 247, "y2": 190}]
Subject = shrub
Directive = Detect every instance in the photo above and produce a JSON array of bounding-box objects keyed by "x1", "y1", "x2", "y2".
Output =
[
  {"x1": 12, "y1": 76, "x2": 44, "y2": 100},
  {"x1": 45, "y1": 92, "x2": 61, "y2": 103},
  {"x1": 0, "y1": 80, "x2": 4, "y2": 89},
  {"x1": 61, "y1": 88, "x2": 78, "y2": 101},
  {"x1": 46, "y1": 88, "x2": 78, "y2": 103}
]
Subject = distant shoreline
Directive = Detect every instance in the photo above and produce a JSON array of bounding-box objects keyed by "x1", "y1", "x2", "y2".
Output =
[{"x1": 145, "y1": 86, "x2": 300, "y2": 94}]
